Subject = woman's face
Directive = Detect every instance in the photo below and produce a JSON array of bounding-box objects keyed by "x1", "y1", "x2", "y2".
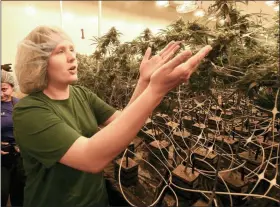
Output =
[
  {"x1": 1, "y1": 83, "x2": 13, "y2": 102},
  {"x1": 46, "y1": 39, "x2": 78, "y2": 86}
]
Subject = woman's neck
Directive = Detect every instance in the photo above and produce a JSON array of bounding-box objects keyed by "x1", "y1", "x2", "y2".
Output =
[{"x1": 43, "y1": 84, "x2": 70, "y2": 100}]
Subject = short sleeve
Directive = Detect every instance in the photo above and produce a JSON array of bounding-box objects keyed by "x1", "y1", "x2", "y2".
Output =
[
  {"x1": 13, "y1": 100, "x2": 81, "y2": 168},
  {"x1": 78, "y1": 86, "x2": 117, "y2": 125}
]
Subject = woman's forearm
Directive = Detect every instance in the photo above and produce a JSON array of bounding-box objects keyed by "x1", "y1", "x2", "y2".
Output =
[
  {"x1": 127, "y1": 79, "x2": 149, "y2": 106},
  {"x1": 87, "y1": 86, "x2": 161, "y2": 172}
]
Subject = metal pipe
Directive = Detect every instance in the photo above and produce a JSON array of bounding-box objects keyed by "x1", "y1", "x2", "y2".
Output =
[
  {"x1": 98, "y1": 1, "x2": 102, "y2": 37},
  {"x1": 59, "y1": 0, "x2": 63, "y2": 28}
]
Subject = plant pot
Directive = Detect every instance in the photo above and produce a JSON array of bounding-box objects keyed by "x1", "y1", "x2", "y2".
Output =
[
  {"x1": 214, "y1": 134, "x2": 238, "y2": 152},
  {"x1": 140, "y1": 129, "x2": 163, "y2": 143},
  {"x1": 238, "y1": 151, "x2": 263, "y2": 173},
  {"x1": 218, "y1": 171, "x2": 249, "y2": 193},
  {"x1": 192, "y1": 199, "x2": 208, "y2": 207},
  {"x1": 193, "y1": 147, "x2": 218, "y2": 171},
  {"x1": 148, "y1": 140, "x2": 170, "y2": 166},
  {"x1": 217, "y1": 171, "x2": 249, "y2": 206},
  {"x1": 208, "y1": 116, "x2": 223, "y2": 130},
  {"x1": 154, "y1": 113, "x2": 170, "y2": 125},
  {"x1": 165, "y1": 121, "x2": 179, "y2": 133},
  {"x1": 114, "y1": 157, "x2": 139, "y2": 187},
  {"x1": 221, "y1": 110, "x2": 233, "y2": 119},
  {"x1": 192, "y1": 123, "x2": 206, "y2": 136},
  {"x1": 172, "y1": 164, "x2": 200, "y2": 199},
  {"x1": 182, "y1": 115, "x2": 193, "y2": 129},
  {"x1": 173, "y1": 129, "x2": 191, "y2": 148}
]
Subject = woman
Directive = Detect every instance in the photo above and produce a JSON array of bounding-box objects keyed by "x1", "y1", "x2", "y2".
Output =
[
  {"x1": 13, "y1": 26, "x2": 212, "y2": 207},
  {"x1": 1, "y1": 70, "x2": 25, "y2": 206}
]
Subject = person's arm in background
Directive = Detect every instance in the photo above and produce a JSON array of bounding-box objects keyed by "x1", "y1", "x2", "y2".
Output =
[
  {"x1": 103, "y1": 41, "x2": 182, "y2": 125},
  {"x1": 60, "y1": 45, "x2": 212, "y2": 173},
  {"x1": 12, "y1": 96, "x2": 21, "y2": 153}
]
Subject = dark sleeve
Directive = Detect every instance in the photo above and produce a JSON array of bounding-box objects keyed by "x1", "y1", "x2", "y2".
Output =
[
  {"x1": 13, "y1": 100, "x2": 81, "y2": 168},
  {"x1": 78, "y1": 86, "x2": 117, "y2": 125}
]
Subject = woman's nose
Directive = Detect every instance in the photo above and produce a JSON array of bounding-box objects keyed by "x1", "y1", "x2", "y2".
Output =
[{"x1": 67, "y1": 52, "x2": 76, "y2": 63}]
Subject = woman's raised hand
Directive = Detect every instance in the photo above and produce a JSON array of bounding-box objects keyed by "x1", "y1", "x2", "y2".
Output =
[{"x1": 148, "y1": 45, "x2": 212, "y2": 97}]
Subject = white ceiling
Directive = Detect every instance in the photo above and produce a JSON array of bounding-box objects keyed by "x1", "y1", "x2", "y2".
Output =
[
  {"x1": 101, "y1": 1, "x2": 277, "y2": 21},
  {"x1": 4, "y1": 1, "x2": 277, "y2": 22}
]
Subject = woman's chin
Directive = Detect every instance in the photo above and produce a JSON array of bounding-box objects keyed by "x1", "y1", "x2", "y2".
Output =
[
  {"x1": 68, "y1": 77, "x2": 79, "y2": 84},
  {"x1": 67, "y1": 74, "x2": 78, "y2": 81}
]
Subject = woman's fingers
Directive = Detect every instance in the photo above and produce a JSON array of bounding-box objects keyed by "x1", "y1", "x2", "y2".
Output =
[
  {"x1": 163, "y1": 50, "x2": 192, "y2": 73},
  {"x1": 161, "y1": 45, "x2": 181, "y2": 63},
  {"x1": 150, "y1": 44, "x2": 212, "y2": 96},
  {"x1": 143, "y1": 47, "x2": 152, "y2": 61},
  {"x1": 1, "y1": 150, "x2": 9, "y2": 155},
  {"x1": 168, "y1": 45, "x2": 212, "y2": 81},
  {"x1": 158, "y1": 41, "x2": 175, "y2": 56},
  {"x1": 1, "y1": 142, "x2": 9, "y2": 145},
  {"x1": 184, "y1": 45, "x2": 212, "y2": 75},
  {"x1": 161, "y1": 41, "x2": 183, "y2": 58}
]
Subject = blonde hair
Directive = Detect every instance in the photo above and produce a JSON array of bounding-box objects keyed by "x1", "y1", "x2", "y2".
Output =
[
  {"x1": 15, "y1": 26, "x2": 73, "y2": 94},
  {"x1": 1, "y1": 70, "x2": 15, "y2": 87}
]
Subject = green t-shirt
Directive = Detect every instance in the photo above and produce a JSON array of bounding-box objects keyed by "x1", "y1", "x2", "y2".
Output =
[{"x1": 13, "y1": 85, "x2": 116, "y2": 207}]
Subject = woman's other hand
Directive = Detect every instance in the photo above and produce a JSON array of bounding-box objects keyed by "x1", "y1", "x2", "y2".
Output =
[{"x1": 139, "y1": 41, "x2": 183, "y2": 83}]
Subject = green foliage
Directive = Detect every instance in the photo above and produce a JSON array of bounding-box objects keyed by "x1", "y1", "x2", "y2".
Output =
[{"x1": 76, "y1": 2, "x2": 279, "y2": 110}]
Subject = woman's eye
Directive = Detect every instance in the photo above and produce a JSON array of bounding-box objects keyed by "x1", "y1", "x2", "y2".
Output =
[{"x1": 55, "y1": 49, "x2": 64, "y2": 54}]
